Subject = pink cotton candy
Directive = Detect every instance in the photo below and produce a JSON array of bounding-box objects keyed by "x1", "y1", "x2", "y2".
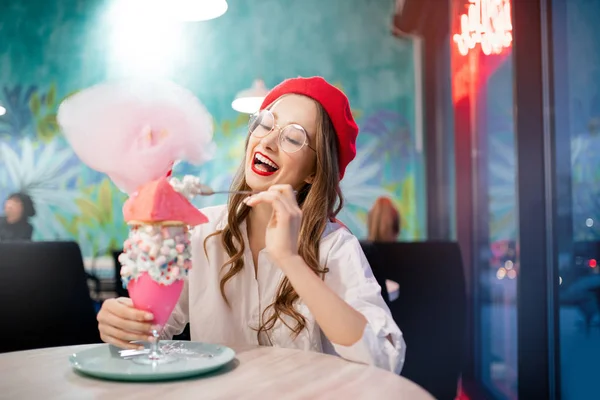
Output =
[{"x1": 57, "y1": 79, "x2": 215, "y2": 194}]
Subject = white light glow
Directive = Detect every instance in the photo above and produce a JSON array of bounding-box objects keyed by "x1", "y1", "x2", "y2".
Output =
[
  {"x1": 105, "y1": 0, "x2": 227, "y2": 78},
  {"x1": 586, "y1": 218, "x2": 594, "y2": 227},
  {"x1": 496, "y1": 267, "x2": 506, "y2": 280},
  {"x1": 106, "y1": 0, "x2": 185, "y2": 79},
  {"x1": 0, "y1": 106, "x2": 6, "y2": 116}
]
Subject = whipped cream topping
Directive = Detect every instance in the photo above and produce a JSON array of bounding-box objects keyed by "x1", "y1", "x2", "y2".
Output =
[
  {"x1": 119, "y1": 224, "x2": 192, "y2": 288},
  {"x1": 169, "y1": 175, "x2": 213, "y2": 199}
]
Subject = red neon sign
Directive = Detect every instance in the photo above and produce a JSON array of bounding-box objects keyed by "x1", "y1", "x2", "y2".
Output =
[{"x1": 453, "y1": 0, "x2": 513, "y2": 56}]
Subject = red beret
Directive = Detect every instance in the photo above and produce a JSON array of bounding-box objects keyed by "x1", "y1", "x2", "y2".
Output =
[{"x1": 260, "y1": 76, "x2": 358, "y2": 180}]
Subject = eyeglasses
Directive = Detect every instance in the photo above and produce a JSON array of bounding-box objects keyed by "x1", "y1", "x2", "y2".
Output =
[{"x1": 248, "y1": 109, "x2": 316, "y2": 154}]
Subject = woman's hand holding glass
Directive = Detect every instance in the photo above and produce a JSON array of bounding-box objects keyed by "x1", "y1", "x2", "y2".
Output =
[{"x1": 97, "y1": 297, "x2": 155, "y2": 350}]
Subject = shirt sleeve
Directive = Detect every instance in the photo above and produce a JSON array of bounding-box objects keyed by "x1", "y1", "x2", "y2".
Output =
[
  {"x1": 321, "y1": 230, "x2": 406, "y2": 374},
  {"x1": 160, "y1": 277, "x2": 190, "y2": 339}
]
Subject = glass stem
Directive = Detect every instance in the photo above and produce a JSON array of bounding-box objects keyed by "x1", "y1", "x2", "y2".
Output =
[{"x1": 149, "y1": 328, "x2": 160, "y2": 360}]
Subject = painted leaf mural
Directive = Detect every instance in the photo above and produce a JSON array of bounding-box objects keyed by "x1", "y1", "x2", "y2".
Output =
[{"x1": 0, "y1": 0, "x2": 427, "y2": 259}]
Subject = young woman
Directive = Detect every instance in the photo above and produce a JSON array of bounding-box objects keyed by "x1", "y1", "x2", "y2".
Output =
[
  {"x1": 0, "y1": 192, "x2": 35, "y2": 241},
  {"x1": 97, "y1": 77, "x2": 406, "y2": 373}
]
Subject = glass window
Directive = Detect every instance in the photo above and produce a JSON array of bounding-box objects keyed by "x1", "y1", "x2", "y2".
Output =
[
  {"x1": 451, "y1": 0, "x2": 519, "y2": 397},
  {"x1": 552, "y1": 1, "x2": 600, "y2": 398},
  {"x1": 477, "y1": 52, "x2": 519, "y2": 400}
]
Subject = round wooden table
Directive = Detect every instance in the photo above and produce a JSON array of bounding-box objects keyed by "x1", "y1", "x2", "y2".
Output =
[{"x1": 0, "y1": 344, "x2": 433, "y2": 399}]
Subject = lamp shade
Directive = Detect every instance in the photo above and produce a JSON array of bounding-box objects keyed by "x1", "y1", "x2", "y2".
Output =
[
  {"x1": 231, "y1": 80, "x2": 269, "y2": 114},
  {"x1": 167, "y1": 0, "x2": 228, "y2": 22}
]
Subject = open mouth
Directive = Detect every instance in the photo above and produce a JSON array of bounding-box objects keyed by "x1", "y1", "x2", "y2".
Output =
[{"x1": 252, "y1": 152, "x2": 279, "y2": 176}]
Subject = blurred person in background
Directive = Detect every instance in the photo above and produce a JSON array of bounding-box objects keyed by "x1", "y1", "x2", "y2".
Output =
[
  {"x1": 368, "y1": 197, "x2": 400, "y2": 242},
  {"x1": 365, "y1": 196, "x2": 401, "y2": 304},
  {"x1": 0, "y1": 192, "x2": 35, "y2": 241}
]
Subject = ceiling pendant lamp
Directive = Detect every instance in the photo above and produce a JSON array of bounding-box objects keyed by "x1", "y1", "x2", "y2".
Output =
[
  {"x1": 231, "y1": 80, "x2": 269, "y2": 114},
  {"x1": 166, "y1": 0, "x2": 228, "y2": 22}
]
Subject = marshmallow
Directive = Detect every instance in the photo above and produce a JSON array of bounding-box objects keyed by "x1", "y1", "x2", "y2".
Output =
[{"x1": 118, "y1": 223, "x2": 193, "y2": 287}]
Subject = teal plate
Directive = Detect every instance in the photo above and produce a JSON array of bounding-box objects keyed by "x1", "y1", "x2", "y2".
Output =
[{"x1": 69, "y1": 341, "x2": 236, "y2": 382}]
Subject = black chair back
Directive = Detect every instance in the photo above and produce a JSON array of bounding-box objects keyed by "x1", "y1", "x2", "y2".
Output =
[
  {"x1": 0, "y1": 241, "x2": 101, "y2": 353},
  {"x1": 112, "y1": 249, "x2": 129, "y2": 298},
  {"x1": 360, "y1": 241, "x2": 467, "y2": 400}
]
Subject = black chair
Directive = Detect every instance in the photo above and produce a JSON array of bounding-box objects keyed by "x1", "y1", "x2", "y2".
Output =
[
  {"x1": 360, "y1": 241, "x2": 467, "y2": 400},
  {"x1": 112, "y1": 249, "x2": 129, "y2": 298},
  {"x1": 0, "y1": 241, "x2": 101, "y2": 353},
  {"x1": 361, "y1": 243, "x2": 391, "y2": 306}
]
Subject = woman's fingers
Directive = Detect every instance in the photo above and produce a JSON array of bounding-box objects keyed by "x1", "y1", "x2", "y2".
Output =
[
  {"x1": 97, "y1": 298, "x2": 154, "y2": 350},
  {"x1": 268, "y1": 185, "x2": 302, "y2": 220},
  {"x1": 245, "y1": 185, "x2": 299, "y2": 212},
  {"x1": 98, "y1": 310, "x2": 153, "y2": 335},
  {"x1": 244, "y1": 190, "x2": 292, "y2": 215},
  {"x1": 99, "y1": 330, "x2": 144, "y2": 350},
  {"x1": 99, "y1": 323, "x2": 149, "y2": 345},
  {"x1": 268, "y1": 184, "x2": 298, "y2": 205},
  {"x1": 111, "y1": 298, "x2": 154, "y2": 322}
]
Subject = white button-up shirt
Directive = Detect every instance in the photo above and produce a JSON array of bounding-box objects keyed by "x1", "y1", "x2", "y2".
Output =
[{"x1": 163, "y1": 205, "x2": 406, "y2": 373}]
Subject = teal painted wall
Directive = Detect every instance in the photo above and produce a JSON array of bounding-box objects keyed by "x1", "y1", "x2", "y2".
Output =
[{"x1": 0, "y1": 0, "x2": 425, "y2": 257}]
